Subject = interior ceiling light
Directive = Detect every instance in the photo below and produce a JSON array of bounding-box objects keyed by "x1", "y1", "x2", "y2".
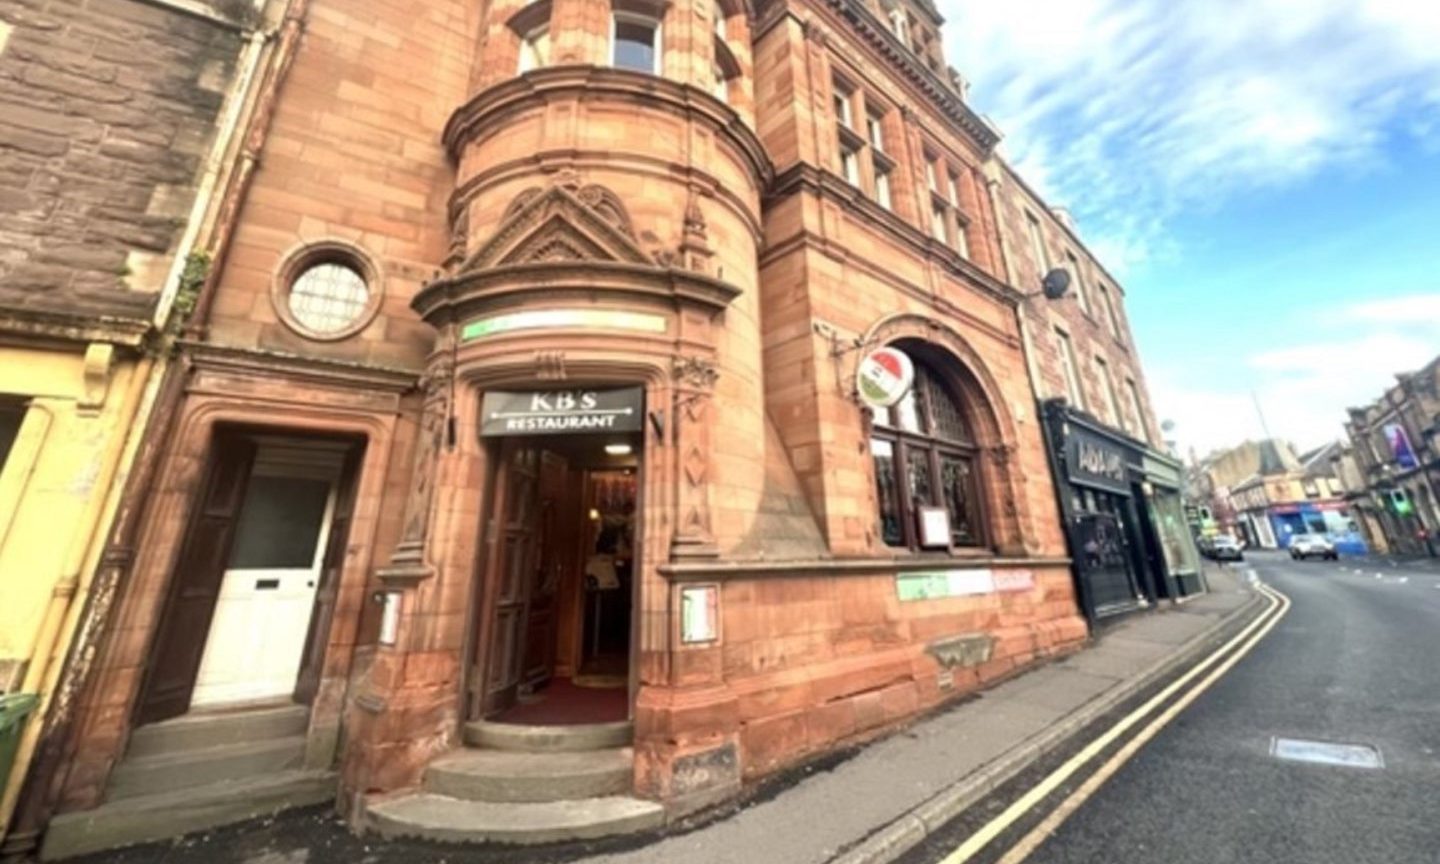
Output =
[{"x1": 605, "y1": 443, "x2": 633, "y2": 456}]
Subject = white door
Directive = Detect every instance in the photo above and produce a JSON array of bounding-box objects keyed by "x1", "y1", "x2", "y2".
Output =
[{"x1": 191, "y1": 444, "x2": 342, "y2": 708}]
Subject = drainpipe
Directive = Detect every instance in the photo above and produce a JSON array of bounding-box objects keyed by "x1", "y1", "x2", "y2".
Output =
[
  {"x1": 1, "y1": 4, "x2": 290, "y2": 850},
  {"x1": 187, "y1": 0, "x2": 311, "y2": 335}
]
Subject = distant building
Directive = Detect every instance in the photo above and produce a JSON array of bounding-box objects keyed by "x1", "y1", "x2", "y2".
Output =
[
  {"x1": 1343, "y1": 356, "x2": 1440, "y2": 556},
  {"x1": 1194, "y1": 439, "x2": 1360, "y2": 551}
]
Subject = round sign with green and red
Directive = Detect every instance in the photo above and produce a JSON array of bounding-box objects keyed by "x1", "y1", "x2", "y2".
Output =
[{"x1": 857, "y1": 347, "x2": 915, "y2": 408}]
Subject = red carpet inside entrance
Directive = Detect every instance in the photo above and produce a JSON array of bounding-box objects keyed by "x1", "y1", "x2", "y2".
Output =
[{"x1": 492, "y1": 677, "x2": 628, "y2": 725}]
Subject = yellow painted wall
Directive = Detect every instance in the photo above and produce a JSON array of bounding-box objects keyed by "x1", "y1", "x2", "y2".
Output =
[{"x1": 0, "y1": 346, "x2": 138, "y2": 687}]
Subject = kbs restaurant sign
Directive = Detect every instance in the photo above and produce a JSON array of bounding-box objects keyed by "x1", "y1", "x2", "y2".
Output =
[
  {"x1": 857, "y1": 347, "x2": 915, "y2": 408},
  {"x1": 481, "y1": 388, "x2": 644, "y2": 437}
]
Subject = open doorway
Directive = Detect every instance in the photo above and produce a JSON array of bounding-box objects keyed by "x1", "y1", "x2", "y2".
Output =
[{"x1": 472, "y1": 411, "x2": 642, "y2": 727}]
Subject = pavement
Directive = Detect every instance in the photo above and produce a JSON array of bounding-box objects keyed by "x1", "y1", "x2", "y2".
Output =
[
  {"x1": 903, "y1": 551, "x2": 1440, "y2": 864},
  {"x1": 65, "y1": 566, "x2": 1260, "y2": 864}
]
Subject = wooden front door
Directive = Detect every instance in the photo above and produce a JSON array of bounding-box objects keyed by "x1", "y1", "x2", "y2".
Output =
[
  {"x1": 137, "y1": 433, "x2": 256, "y2": 725},
  {"x1": 519, "y1": 451, "x2": 571, "y2": 689},
  {"x1": 478, "y1": 441, "x2": 542, "y2": 715}
]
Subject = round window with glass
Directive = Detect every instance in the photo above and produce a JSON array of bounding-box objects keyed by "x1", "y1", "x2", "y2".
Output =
[{"x1": 275, "y1": 249, "x2": 379, "y2": 340}]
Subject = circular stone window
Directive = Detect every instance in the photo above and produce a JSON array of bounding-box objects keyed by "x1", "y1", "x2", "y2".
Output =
[{"x1": 273, "y1": 243, "x2": 382, "y2": 340}]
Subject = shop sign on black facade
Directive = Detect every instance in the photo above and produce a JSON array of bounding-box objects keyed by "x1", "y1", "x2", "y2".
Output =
[
  {"x1": 1065, "y1": 425, "x2": 1133, "y2": 494},
  {"x1": 481, "y1": 387, "x2": 644, "y2": 437}
]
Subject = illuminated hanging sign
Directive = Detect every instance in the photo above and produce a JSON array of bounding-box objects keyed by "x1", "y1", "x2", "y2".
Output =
[
  {"x1": 461, "y1": 309, "x2": 667, "y2": 342},
  {"x1": 857, "y1": 347, "x2": 915, "y2": 408},
  {"x1": 480, "y1": 387, "x2": 644, "y2": 437},
  {"x1": 1383, "y1": 423, "x2": 1419, "y2": 470}
]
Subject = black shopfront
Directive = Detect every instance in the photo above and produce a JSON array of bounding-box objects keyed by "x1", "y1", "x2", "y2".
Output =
[{"x1": 1042, "y1": 400, "x2": 1163, "y2": 623}]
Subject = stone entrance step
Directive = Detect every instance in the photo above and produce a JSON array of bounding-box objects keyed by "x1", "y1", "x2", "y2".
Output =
[
  {"x1": 41, "y1": 769, "x2": 335, "y2": 861},
  {"x1": 366, "y1": 793, "x2": 664, "y2": 845},
  {"x1": 108, "y1": 734, "x2": 307, "y2": 801},
  {"x1": 424, "y1": 747, "x2": 633, "y2": 803},
  {"x1": 125, "y1": 703, "x2": 309, "y2": 758},
  {"x1": 463, "y1": 719, "x2": 632, "y2": 752},
  {"x1": 366, "y1": 720, "x2": 655, "y2": 846}
]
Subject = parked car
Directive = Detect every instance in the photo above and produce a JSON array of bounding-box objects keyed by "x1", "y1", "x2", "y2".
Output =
[
  {"x1": 1290, "y1": 533, "x2": 1337, "y2": 561},
  {"x1": 1205, "y1": 534, "x2": 1244, "y2": 562}
]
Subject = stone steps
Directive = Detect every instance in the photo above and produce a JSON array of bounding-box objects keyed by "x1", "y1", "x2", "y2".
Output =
[
  {"x1": 125, "y1": 704, "x2": 309, "y2": 758},
  {"x1": 367, "y1": 721, "x2": 658, "y2": 846},
  {"x1": 107, "y1": 734, "x2": 308, "y2": 801},
  {"x1": 42, "y1": 704, "x2": 328, "y2": 860},
  {"x1": 463, "y1": 719, "x2": 632, "y2": 752},
  {"x1": 424, "y1": 747, "x2": 633, "y2": 803},
  {"x1": 41, "y1": 769, "x2": 336, "y2": 861},
  {"x1": 366, "y1": 793, "x2": 664, "y2": 845}
]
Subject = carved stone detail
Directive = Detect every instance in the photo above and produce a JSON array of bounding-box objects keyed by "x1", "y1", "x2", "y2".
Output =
[
  {"x1": 679, "y1": 190, "x2": 714, "y2": 275},
  {"x1": 401, "y1": 348, "x2": 454, "y2": 545},
  {"x1": 535, "y1": 350, "x2": 567, "y2": 381},
  {"x1": 986, "y1": 442, "x2": 1017, "y2": 466},
  {"x1": 671, "y1": 354, "x2": 720, "y2": 559},
  {"x1": 445, "y1": 201, "x2": 469, "y2": 270},
  {"x1": 673, "y1": 356, "x2": 719, "y2": 390},
  {"x1": 459, "y1": 180, "x2": 652, "y2": 273}
]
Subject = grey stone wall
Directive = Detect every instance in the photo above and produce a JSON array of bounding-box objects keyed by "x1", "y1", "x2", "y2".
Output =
[{"x1": 0, "y1": 0, "x2": 243, "y2": 324}]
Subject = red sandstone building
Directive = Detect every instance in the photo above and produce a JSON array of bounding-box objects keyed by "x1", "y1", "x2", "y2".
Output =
[{"x1": 14, "y1": 0, "x2": 1170, "y2": 856}]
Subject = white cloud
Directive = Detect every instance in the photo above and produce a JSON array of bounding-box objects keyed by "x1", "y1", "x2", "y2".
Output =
[
  {"x1": 947, "y1": 0, "x2": 1440, "y2": 271},
  {"x1": 1148, "y1": 293, "x2": 1440, "y2": 456}
]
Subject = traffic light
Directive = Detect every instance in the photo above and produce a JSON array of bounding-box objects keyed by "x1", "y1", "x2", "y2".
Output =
[{"x1": 1390, "y1": 489, "x2": 1414, "y2": 515}]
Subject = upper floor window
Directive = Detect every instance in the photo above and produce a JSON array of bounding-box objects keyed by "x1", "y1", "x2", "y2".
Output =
[
  {"x1": 1055, "y1": 327, "x2": 1084, "y2": 408},
  {"x1": 518, "y1": 25, "x2": 550, "y2": 73},
  {"x1": 713, "y1": 34, "x2": 740, "y2": 103},
  {"x1": 833, "y1": 79, "x2": 855, "y2": 129},
  {"x1": 1098, "y1": 282, "x2": 1124, "y2": 341},
  {"x1": 509, "y1": 2, "x2": 553, "y2": 74},
  {"x1": 288, "y1": 262, "x2": 371, "y2": 336},
  {"x1": 273, "y1": 242, "x2": 383, "y2": 341},
  {"x1": 1065, "y1": 251, "x2": 1092, "y2": 316},
  {"x1": 1025, "y1": 210, "x2": 1049, "y2": 271},
  {"x1": 925, "y1": 149, "x2": 969, "y2": 257},
  {"x1": 1095, "y1": 355, "x2": 1121, "y2": 428},
  {"x1": 833, "y1": 79, "x2": 864, "y2": 188},
  {"x1": 866, "y1": 113, "x2": 885, "y2": 151},
  {"x1": 866, "y1": 110, "x2": 894, "y2": 210},
  {"x1": 1125, "y1": 378, "x2": 1150, "y2": 443},
  {"x1": 889, "y1": 7, "x2": 911, "y2": 48},
  {"x1": 871, "y1": 352, "x2": 985, "y2": 550},
  {"x1": 713, "y1": 0, "x2": 727, "y2": 40},
  {"x1": 613, "y1": 11, "x2": 662, "y2": 74}
]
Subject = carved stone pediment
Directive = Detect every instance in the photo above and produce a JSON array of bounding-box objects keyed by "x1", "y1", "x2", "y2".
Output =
[{"x1": 458, "y1": 183, "x2": 653, "y2": 273}]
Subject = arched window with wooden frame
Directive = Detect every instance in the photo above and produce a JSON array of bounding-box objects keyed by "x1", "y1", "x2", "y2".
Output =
[
  {"x1": 508, "y1": 1, "x2": 553, "y2": 74},
  {"x1": 870, "y1": 346, "x2": 988, "y2": 551}
]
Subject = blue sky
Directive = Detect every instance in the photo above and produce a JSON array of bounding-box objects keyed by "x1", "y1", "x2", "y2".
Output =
[{"x1": 944, "y1": 0, "x2": 1440, "y2": 457}]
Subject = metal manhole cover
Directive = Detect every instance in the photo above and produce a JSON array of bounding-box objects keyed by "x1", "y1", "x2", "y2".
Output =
[{"x1": 1271, "y1": 737, "x2": 1383, "y2": 769}]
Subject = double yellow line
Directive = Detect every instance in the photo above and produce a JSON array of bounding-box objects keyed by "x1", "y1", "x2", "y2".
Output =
[{"x1": 938, "y1": 581, "x2": 1291, "y2": 864}]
